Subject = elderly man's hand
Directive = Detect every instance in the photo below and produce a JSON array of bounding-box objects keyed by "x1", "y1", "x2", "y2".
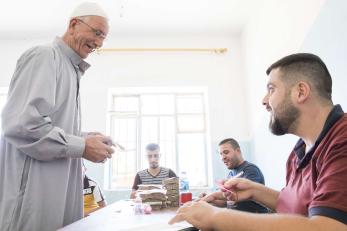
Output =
[{"x1": 83, "y1": 135, "x2": 114, "y2": 163}]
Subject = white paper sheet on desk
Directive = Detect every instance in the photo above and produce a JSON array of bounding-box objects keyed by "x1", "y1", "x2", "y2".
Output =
[{"x1": 118, "y1": 221, "x2": 195, "y2": 231}]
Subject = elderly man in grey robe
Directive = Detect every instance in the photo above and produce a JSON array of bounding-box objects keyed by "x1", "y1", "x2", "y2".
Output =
[{"x1": 0, "y1": 2, "x2": 114, "y2": 231}]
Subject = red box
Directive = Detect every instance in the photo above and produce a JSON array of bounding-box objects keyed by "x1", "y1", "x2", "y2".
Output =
[{"x1": 180, "y1": 192, "x2": 192, "y2": 204}]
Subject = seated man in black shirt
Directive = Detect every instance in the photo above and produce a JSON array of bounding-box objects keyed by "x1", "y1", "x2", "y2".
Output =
[
  {"x1": 200, "y1": 138, "x2": 268, "y2": 213},
  {"x1": 130, "y1": 143, "x2": 177, "y2": 199}
]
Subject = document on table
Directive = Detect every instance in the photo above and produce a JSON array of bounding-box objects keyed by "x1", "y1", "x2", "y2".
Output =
[{"x1": 118, "y1": 221, "x2": 197, "y2": 231}]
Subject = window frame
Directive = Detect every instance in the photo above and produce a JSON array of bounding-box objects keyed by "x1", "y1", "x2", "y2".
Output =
[{"x1": 105, "y1": 87, "x2": 210, "y2": 190}]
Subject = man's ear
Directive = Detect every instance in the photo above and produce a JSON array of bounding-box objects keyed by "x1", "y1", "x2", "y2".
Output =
[
  {"x1": 295, "y1": 81, "x2": 311, "y2": 103},
  {"x1": 68, "y1": 18, "x2": 78, "y2": 33},
  {"x1": 235, "y1": 147, "x2": 241, "y2": 154}
]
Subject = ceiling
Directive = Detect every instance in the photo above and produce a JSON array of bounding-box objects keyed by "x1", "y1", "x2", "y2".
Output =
[{"x1": 0, "y1": 0, "x2": 264, "y2": 39}]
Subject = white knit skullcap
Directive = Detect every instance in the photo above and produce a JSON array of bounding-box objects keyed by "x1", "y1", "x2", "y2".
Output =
[{"x1": 70, "y1": 2, "x2": 108, "y2": 19}]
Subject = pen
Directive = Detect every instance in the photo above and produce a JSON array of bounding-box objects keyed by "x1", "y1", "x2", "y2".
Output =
[
  {"x1": 216, "y1": 171, "x2": 244, "y2": 193},
  {"x1": 232, "y1": 171, "x2": 244, "y2": 179}
]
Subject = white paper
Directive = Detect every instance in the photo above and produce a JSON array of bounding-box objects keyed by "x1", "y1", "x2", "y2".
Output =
[{"x1": 118, "y1": 221, "x2": 194, "y2": 231}]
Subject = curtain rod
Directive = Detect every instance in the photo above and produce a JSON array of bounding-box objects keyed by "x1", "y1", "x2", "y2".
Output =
[{"x1": 96, "y1": 48, "x2": 227, "y2": 54}]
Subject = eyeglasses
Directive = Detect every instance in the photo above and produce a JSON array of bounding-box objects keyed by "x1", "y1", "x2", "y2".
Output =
[{"x1": 76, "y1": 18, "x2": 106, "y2": 39}]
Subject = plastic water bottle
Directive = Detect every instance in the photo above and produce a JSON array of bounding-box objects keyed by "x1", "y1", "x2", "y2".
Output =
[
  {"x1": 180, "y1": 171, "x2": 189, "y2": 191},
  {"x1": 134, "y1": 195, "x2": 143, "y2": 215},
  {"x1": 180, "y1": 171, "x2": 192, "y2": 205}
]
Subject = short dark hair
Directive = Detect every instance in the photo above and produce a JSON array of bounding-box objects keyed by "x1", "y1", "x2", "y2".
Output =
[
  {"x1": 266, "y1": 53, "x2": 332, "y2": 101},
  {"x1": 218, "y1": 138, "x2": 240, "y2": 150},
  {"x1": 145, "y1": 143, "x2": 160, "y2": 151}
]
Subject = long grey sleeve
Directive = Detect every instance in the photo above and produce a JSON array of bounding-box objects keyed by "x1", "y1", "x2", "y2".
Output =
[{"x1": 1, "y1": 46, "x2": 85, "y2": 161}]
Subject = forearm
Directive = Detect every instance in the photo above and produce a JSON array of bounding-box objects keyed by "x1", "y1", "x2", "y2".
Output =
[
  {"x1": 2, "y1": 84, "x2": 85, "y2": 161},
  {"x1": 130, "y1": 190, "x2": 137, "y2": 199},
  {"x1": 251, "y1": 183, "x2": 279, "y2": 210},
  {"x1": 3, "y1": 123, "x2": 85, "y2": 161},
  {"x1": 212, "y1": 210, "x2": 345, "y2": 231}
]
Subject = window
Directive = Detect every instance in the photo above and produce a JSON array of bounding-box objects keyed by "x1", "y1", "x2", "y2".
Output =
[
  {"x1": 0, "y1": 88, "x2": 8, "y2": 132},
  {"x1": 106, "y1": 87, "x2": 209, "y2": 189}
]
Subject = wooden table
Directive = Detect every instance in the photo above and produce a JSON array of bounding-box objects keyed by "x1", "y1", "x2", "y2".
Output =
[{"x1": 58, "y1": 200, "x2": 194, "y2": 231}]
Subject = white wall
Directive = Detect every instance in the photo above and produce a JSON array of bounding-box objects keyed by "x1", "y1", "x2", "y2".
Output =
[
  {"x1": 240, "y1": 0, "x2": 326, "y2": 190},
  {"x1": 301, "y1": 0, "x2": 347, "y2": 110}
]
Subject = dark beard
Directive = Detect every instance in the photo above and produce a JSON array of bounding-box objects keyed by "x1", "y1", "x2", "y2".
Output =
[
  {"x1": 270, "y1": 117, "x2": 287, "y2": 135},
  {"x1": 269, "y1": 100, "x2": 299, "y2": 135},
  {"x1": 150, "y1": 163, "x2": 159, "y2": 169}
]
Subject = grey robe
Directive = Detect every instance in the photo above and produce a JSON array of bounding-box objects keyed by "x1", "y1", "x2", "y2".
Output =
[{"x1": 0, "y1": 37, "x2": 90, "y2": 231}]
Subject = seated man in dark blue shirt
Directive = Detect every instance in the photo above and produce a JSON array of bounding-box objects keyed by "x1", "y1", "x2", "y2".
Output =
[{"x1": 200, "y1": 138, "x2": 268, "y2": 213}]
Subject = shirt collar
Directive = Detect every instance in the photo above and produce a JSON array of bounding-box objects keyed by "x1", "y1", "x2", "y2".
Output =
[
  {"x1": 294, "y1": 104, "x2": 344, "y2": 168},
  {"x1": 229, "y1": 161, "x2": 248, "y2": 177},
  {"x1": 53, "y1": 37, "x2": 91, "y2": 75}
]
